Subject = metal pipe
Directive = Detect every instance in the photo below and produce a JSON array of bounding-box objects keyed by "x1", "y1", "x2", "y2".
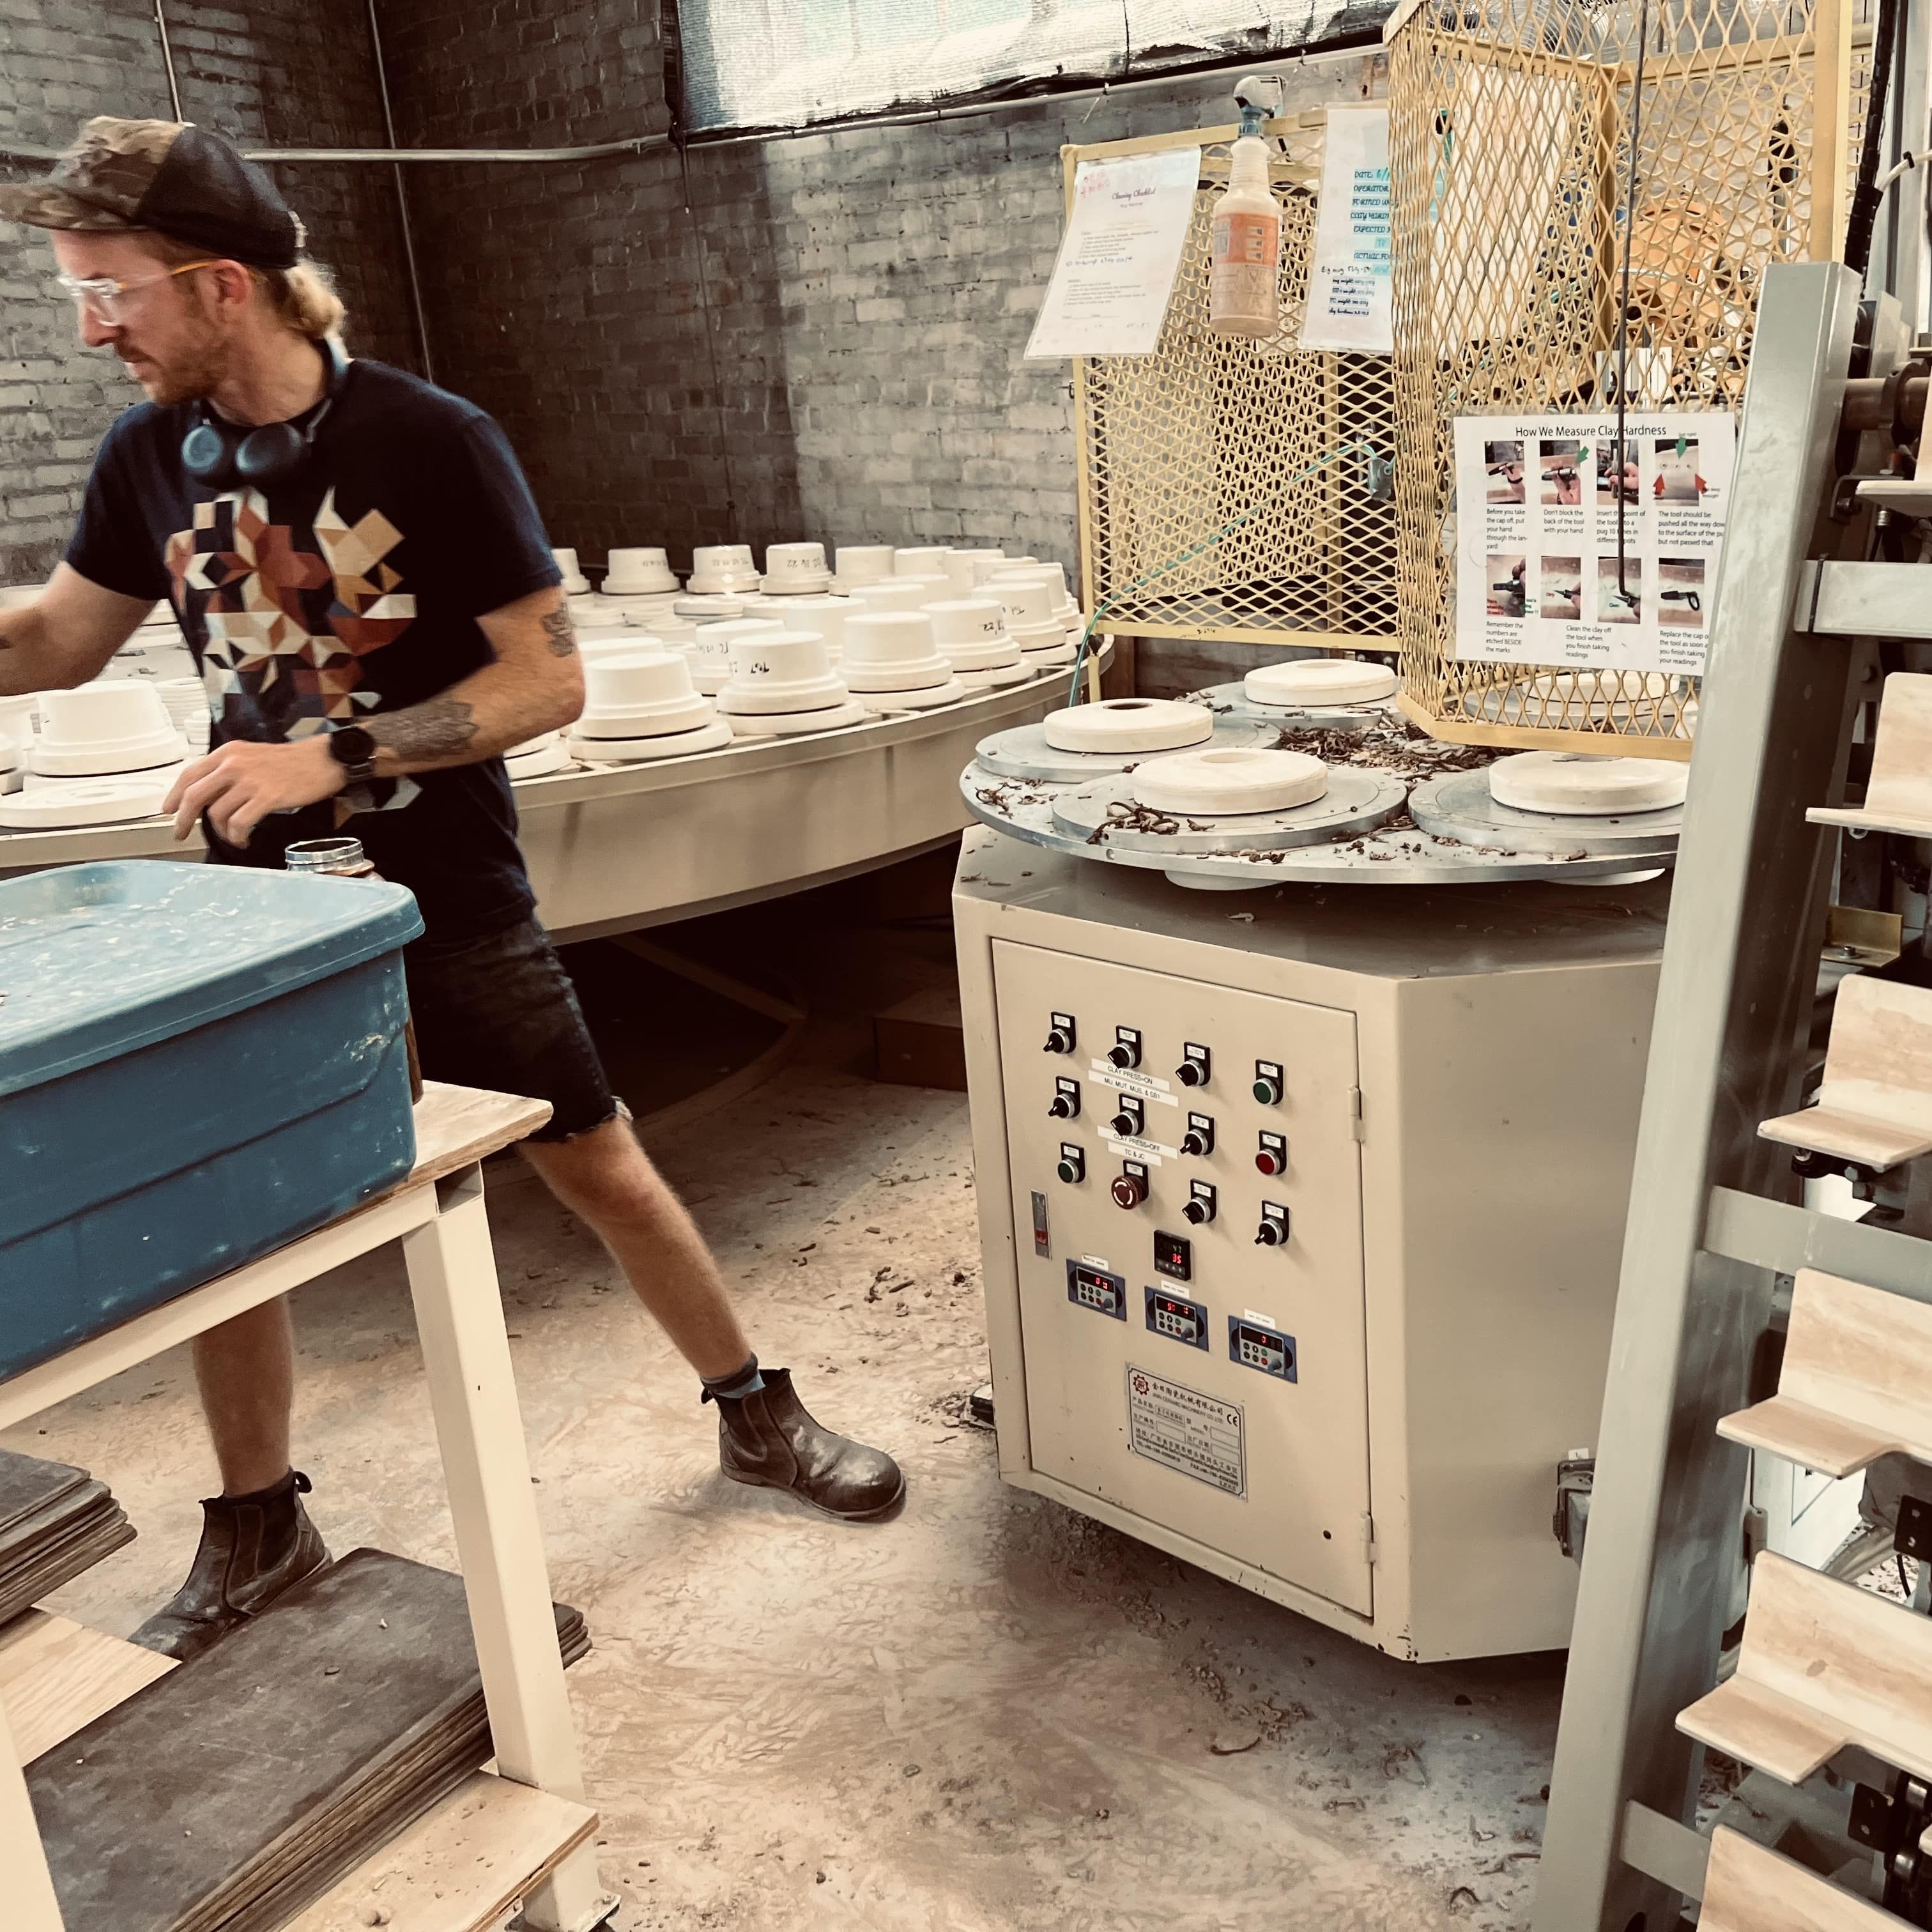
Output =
[
  {"x1": 0, "y1": 38, "x2": 1374, "y2": 165},
  {"x1": 365, "y1": 0, "x2": 435, "y2": 382},
  {"x1": 153, "y1": 0, "x2": 183, "y2": 121}
]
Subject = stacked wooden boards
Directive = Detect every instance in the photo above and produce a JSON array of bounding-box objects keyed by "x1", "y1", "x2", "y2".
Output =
[
  {"x1": 0, "y1": 1448, "x2": 135, "y2": 1624},
  {"x1": 27, "y1": 1547, "x2": 590, "y2": 1932}
]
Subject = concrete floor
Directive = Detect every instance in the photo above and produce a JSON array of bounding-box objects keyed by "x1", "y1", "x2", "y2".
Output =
[{"x1": 7, "y1": 875, "x2": 1572, "y2": 1932}]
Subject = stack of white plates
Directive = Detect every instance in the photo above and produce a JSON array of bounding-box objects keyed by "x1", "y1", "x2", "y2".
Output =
[
  {"x1": 601, "y1": 548, "x2": 680, "y2": 595},
  {"x1": 688, "y1": 618, "x2": 785, "y2": 695},
  {"x1": 840, "y1": 613, "x2": 968, "y2": 710},
  {"x1": 687, "y1": 544, "x2": 762, "y2": 595},
  {"x1": 505, "y1": 730, "x2": 572, "y2": 779},
  {"x1": 993, "y1": 580, "x2": 1075, "y2": 665},
  {"x1": 29, "y1": 684, "x2": 187, "y2": 786},
  {"x1": 155, "y1": 676, "x2": 212, "y2": 755},
  {"x1": 832, "y1": 545, "x2": 894, "y2": 593},
  {"x1": 762, "y1": 542, "x2": 834, "y2": 595},
  {"x1": 925, "y1": 599, "x2": 1031, "y2": 688},
  {"x1": 552, "y1": 548, "x2": 593, "y2": 595},
  {"x1": 716, "y1": 630, "x2": 864, "y2": 737},
  {"x1": 767, "y1": 595, "x2": 850, "y2": 661},
  {"x1": 569, "y1": 650, "x2": 732, "y2": 762}
]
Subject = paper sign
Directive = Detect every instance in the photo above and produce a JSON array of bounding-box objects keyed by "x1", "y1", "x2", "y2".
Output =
[
  {"x1": 1025, "y1": 147, "x2": 1201, "y2": 360},
  {"x1": 1452, "y1": 411, "x2": 1736, "y2": 674},
  {"x1": 1301, "y1": 106, "x2": 1392, "y2": 353}
]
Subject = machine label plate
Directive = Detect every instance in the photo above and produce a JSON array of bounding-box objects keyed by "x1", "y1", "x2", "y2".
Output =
[
  {"x1": 1089, "y1": 1064, "x2": 1179, "y2": 1107},
  {"x1": 1102, "y1": 1130, "x2": 1177, "y2": 1163},
  {"x1": 1125, "y1": 1366, "x2": 1246, "y2": 1498}
]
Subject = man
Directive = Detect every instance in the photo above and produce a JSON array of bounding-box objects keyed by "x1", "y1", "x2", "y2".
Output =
[{"x1": 0, "y1": 119, "x2": 903, "y2": 1661}]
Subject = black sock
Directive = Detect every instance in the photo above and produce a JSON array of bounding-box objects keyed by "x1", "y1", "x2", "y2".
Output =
[
  {"x1": 221, "y1": 1469, "x2": 309, "y2": 1508},
  {"x1": 701, "y1": 1356, "x2": 765, "y2": 1402}
]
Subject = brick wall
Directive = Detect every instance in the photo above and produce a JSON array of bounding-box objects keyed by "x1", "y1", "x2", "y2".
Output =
[
  {"x1": 374, "y1": 0, "x2": 1376, "y2": 593},
  {"x1": 0, "y1": 0, "x2": 416, "y2": 588}
]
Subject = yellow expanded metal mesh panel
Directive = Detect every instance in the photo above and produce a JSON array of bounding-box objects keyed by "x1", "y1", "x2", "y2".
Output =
[
  {"x1": 1070, "y1": 119, "x2": 1399, "y2": 650},
  {"x1": 1387, "y1": 0, "x2": 1858, "y2": 756}
]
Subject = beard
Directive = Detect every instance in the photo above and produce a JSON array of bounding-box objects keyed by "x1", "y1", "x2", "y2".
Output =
[{"x1": 119, "y1": 328, "x2": 231, "y2": 408}]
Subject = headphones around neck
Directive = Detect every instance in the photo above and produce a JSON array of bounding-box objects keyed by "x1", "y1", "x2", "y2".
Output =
[{"x1": 181, "y1": 335, "x2": 349, "y2": 491}]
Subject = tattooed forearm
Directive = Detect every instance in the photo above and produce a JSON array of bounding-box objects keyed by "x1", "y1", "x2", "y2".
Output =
[
  {"x1": 540, "y1": 602, "x2": 578, "y2": 658},
  {"x1": 367, "y1": 697, "x2": 479, "y2": 763}
]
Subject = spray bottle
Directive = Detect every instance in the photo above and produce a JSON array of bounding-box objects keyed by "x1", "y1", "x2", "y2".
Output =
[{"x1": 1209, "y1": 73, "x2": 1287, "y2": 339}]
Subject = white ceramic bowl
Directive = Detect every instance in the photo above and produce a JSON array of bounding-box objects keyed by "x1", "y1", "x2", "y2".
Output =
[
  {"x1": 602, "y1": 548, "x2": 680, "y2": 595},
  {"x1": 769, "y1": 595, "x2": 850, "y2": 659},
  {"x1": 1487, "y1": 751, "x2": 1689, "y2": 816},
  {"x1": 1133, "y1": 747, "x2": 1330, "y2": 815},
  {"x1": 993, "y1": 579, "x2": 1066, "y2": 644},
  {"x1": 1244, "y1": 657, "x2": 1398, "y2": 707},
  {"x1": 687, "y1": 544, "x2": 761, "y2": 594},
  {"x1": 1041, "y1": 698, "x2": 1214, "y2": 755},
  {"x1": 551, "y1": 548, "x2": 592, "y2": 594},
  {"x1": 762, "y1": 541, "x2": 832, "y2": 593},
  {"x1": 832, "y1": 545, "x2": 895, "y2": 590},
  {"x1": 578, "y1": 650, "x2": 716, "y2": 737},
  {"x1": 924, "y1": 598, "x2": 1018, "y2": 664},
  {"x1": 840, "y1": 613, "x2": 955, "y2": 693},
  {"x1": 717, "y1": 630, "x2": 852, "y2": 716}
]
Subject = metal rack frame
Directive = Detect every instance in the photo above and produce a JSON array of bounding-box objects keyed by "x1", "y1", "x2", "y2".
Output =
[{"x1": 1531, "y1": 258, "x2": 1925, "y2": 1928}]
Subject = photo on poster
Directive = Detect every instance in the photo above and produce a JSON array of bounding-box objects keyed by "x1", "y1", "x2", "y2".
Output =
[
  {"x1": 1653, "y1": 437, "x2": 1705, "y2": 503},
  {"x1": 1596, "y1": 438, "x2": 1639, "y2": 507},
  {"x1": 1485, "y1": 441, "x2": 1526, "y2": 503},
  {"x1": 1540, "y1": 441, "x2": 1586, "y2": 505},
  {"x1": 1540, "y1": 556, "x2": 1583, "y2": 619},
  {"x1": 1487, "y1": 555, "x2": 1527, "y2": 617},
  {"x1": 1453, "y1": 409, "x2": 1733, "y2": 674},
  {"x1": 1597, "y1": 556, "x2": 1641, "y2": 624},
  {"x1": 1657, "y1": 556, "x2": 1705, "y2": 627}
]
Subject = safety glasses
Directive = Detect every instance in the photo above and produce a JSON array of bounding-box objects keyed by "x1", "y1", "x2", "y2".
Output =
[{"x1": 55, "y1": 259, "x2": 220, "y2": 325}]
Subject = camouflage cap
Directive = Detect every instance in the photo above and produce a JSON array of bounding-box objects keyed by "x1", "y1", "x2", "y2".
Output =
[{"x1": 0, "y1": 117, "x2": 305, "y2": 269}]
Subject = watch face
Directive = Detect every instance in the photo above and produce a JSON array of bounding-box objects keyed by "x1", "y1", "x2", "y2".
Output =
[{"x1": 331, "y1": 726, "x2": 376, "y2": 766}]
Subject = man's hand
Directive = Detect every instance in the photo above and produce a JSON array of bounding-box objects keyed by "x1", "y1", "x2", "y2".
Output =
[{"x1": 163, "y1": 735, "x2": 344, "y2": 847}]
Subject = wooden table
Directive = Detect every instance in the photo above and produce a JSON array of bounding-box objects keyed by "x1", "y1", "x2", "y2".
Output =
[{"x1": 0, "y1": 1083, "x2": 614, "y2": 1932}]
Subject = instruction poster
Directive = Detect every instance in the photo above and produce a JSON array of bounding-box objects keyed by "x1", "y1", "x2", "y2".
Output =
[
  {"x1": 1301, "y1": 105, "x2": 1392, "y2": 353},
  {"x1": 1452, "y1": 411, "x2": 1735, "y2": 673},
  {"x1": 1025, "y1": 146, "x2": 1201, "y2": 360}
]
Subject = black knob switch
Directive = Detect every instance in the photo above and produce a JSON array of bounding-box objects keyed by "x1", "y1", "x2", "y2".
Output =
[
  {"x1": 1108, "y1": 1028, "x2": 1142, "y2": 1070},
  {"x1": 1181, "y1": 1128, "x2": 1209, "y2": 1156},
  {"x1": 1048, "y1": 1083, "x2": 1080, "y2": 1120},
  {"x1": 1177, "y1": 1061, "x2": 1205, "y2": 1087},
  {"x1": 1044, "y1": 1027, "x2": 1074, "y2": 1054},
  {"x1": 1110, "y1": 1109, "x2": 1139, "y2": 1138},
  {"x1": 1255, "y1": 1218, "x2": 1288, "y2": 1247}
]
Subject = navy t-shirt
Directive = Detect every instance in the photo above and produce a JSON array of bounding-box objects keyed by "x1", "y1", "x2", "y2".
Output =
[{"x1": 65, "y1": 356, "x2": 562, "y2": 940}]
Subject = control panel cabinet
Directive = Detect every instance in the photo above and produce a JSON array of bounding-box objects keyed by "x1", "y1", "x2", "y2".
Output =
[
  {"x1": 995, "y1": 944, "x2": 1373, "y2": 1618},
  {"x1": 957, "y1": 834, "x2": 1669, "y2": 1661}
]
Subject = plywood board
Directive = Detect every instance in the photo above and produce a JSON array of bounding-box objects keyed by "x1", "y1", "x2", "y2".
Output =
[
  {"x1": 284, "y1": 1773, "x2": 597, "y2": 1932},
  {"x1": 1702, "y1": 1825, "x2": 1896, "y2": 1929},
  {"x1": 0, "y1": 1611, "x2": 172, "y2": 1763}
]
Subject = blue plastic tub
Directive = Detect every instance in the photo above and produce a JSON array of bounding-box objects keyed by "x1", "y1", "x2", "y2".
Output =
[{"x1": 0, "y1": 862, "x2": 425, "y2": 1378}]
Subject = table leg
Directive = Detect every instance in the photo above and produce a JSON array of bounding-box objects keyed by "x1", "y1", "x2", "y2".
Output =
[
  {"x1": 0, "y1": 1687, "x2": 64, "y2": 1931},
  {"x1": 403, "y1": 1163, "x2": 613, "y2": 1932}
]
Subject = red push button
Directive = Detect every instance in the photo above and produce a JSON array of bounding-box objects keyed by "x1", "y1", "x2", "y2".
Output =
[
  {"x1": 1254, "y1": 1149, "x2": 1285, "y2": 1176},
  {"x1": 1111, "y1": 1171, "x2": 1147, "y2": 1209}
]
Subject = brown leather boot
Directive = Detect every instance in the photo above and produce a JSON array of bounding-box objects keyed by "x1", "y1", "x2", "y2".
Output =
[
  {"x1": 130, "y1": 1470, "x2": 331, "y2": 1662},
  {"x1": 711, "y1": 1369, "x2": 905, "y2": 1521}
]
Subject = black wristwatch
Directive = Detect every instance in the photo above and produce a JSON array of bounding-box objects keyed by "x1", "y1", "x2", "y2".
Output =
[{"x1": 326, "y1": 724, "x2": 378, "y2": 783}]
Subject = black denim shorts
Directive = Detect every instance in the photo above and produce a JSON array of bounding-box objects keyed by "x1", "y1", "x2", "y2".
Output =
[{"x1": 403, "y1": 916, "x2": 622, "y2": 1143}]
